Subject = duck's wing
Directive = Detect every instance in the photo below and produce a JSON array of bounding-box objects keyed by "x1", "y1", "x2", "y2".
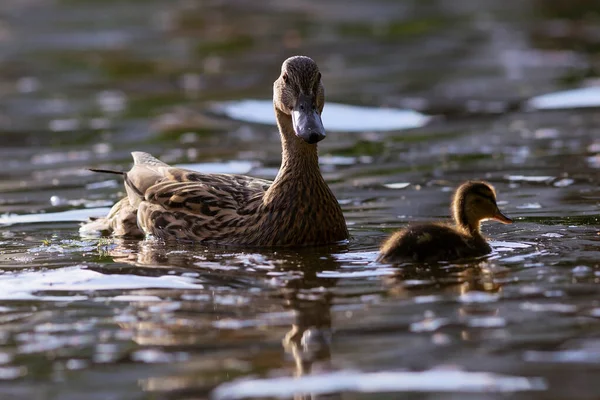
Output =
[
  {"x1": 83, "y1": 152, "x2": 272, "y2": 239},
  {"x1": 123, "y1": 151, "x2": 269, "y2": 204},
  {"x1": 127, "y1": 152, "x2": 272, "y2": 240},
  {"x1": 144, "y1": 167, "x2": 271, "y2": 213}
]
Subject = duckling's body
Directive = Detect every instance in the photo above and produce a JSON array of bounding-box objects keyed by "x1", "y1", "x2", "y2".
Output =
[
  {"x1": 82, "y1": 56, "x2": 349, "y2": 246},
  {"x1": 378, "y1": 181, "x2": 512, "y2": 263}
]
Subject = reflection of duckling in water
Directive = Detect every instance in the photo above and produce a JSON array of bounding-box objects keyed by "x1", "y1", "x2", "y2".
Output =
[{"x1": 378, "y1": 181, "x2": 513, "y2": 263}]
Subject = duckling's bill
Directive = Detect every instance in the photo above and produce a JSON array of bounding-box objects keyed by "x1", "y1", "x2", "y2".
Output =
[
  {"x1": 491, "y1": 210, "x2": 513, "y2": 224},
  {"x1": 292, "y1": 93, "x2": 326, "y2": 144}
]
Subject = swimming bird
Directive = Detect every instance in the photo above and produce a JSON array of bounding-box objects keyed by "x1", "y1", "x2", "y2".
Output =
[
  {"x1": 82, "y1": 56, "x2": 349, "y2": 247},
  {"x1": 377, "y1": 181, "x2": 512, "y2": 263}
]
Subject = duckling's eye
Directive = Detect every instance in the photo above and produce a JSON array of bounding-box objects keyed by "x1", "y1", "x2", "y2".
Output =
[{"x1": 282, "y1": 73, "x2": 289, "y2": 84}]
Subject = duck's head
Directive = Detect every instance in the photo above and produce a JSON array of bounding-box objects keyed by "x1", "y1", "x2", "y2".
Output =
[
  {"x1": 273, "y1": 56, "x2": 326, "y2": 145},
  {"x1": 452, "y1": 181, "x2": 512, "y2": 231}
]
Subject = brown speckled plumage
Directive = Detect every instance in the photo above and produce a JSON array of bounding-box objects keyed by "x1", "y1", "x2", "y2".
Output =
[
  {"x1": 377, "y1": 181, "x2": 512, "y2": 263},
  {"x1": 82, "y1": 56, "x2": 349, "y2": 247}
]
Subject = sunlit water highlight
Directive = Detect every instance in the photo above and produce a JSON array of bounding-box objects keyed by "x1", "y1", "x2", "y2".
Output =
[
  {"x1": 213, "y1": 370, "x2": 546, "y2": 399},
  {"x1": 211, "y1": 100, "x2": 431, "y2": 132}
]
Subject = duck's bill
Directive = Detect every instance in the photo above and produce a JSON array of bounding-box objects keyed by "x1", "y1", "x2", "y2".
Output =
[
  {"x1": 292, "y1": 94, "x2": 326, "y2": 144},
  {"x1": 492, "y1": 211, "x2": 513, "y2": 224}
]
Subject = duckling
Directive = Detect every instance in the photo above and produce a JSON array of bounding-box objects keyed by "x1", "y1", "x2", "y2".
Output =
[
  {"x1": 377, "y1": 181, "x2": 512, "y2": 263},
  {"x1": 82, "y1": 56, "x2": 349, "y2": 246}
]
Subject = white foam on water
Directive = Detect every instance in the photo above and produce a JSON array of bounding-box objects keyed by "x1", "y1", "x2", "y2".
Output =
[
  {"x1": 459, "y1": 291, "x2": 500, "y2": 303},
  {"x1": 489, "y1": 241, "x2": 532, "y2": 252},
  {"x1": 506, "y1": 175, "x2": 554, "y2": 183},
  {"x1": 517, "y1": 202, "x2": 542, "y2": 209},
  {"x1": 211, "y1": 100, "x2": 431, "y2": 132},
  {"x1": 527, "y1": 86, "x2": 600, "y2": 110},
  {"x1": 384, "y1": 182, "x2": 411, "y2": 189},
  {"x1": 0, "y1": 265, "x2": 203, "y2": 301},
  {"x1": 0, "y1": 207, "x2": 111, "y2": 226},
  {"x1": 212, "y1": 369, "x2": 546, "y2": 399},
  {"x1": 317, "y1": 268, "x2": 396, "y2": 278}
]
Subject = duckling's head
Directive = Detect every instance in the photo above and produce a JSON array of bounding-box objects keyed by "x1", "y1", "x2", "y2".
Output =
[
  {"x1": 452, "y1": 181, "x2": 512, "y2": 232},
  {"x1": 273, "y1": 56, "x2": 326, "y2": 145}
]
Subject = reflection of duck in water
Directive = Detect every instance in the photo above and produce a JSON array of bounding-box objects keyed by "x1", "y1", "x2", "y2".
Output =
[
  {"x1": 82, "y1": 56, "x2": 348, "y2": 247},
  {"x1": 378, "y1": 181, "x2": 512, "y2": 263}
]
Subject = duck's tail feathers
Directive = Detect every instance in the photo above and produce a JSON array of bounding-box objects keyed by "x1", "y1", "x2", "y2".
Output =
[
  {"x1": 89, "y1": 168, "x2": 126, "y2": 176},
  {"x1": 88, "y1": 168, "x2": 144, "y2": 198}
]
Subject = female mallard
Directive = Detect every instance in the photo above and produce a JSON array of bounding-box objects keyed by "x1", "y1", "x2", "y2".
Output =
[
  {"x1": 377, "y1": 181, "x2": 512, "y2": 263},
  {"x1": 82, "y1": 56, "x2": 349, "y2": 247}
]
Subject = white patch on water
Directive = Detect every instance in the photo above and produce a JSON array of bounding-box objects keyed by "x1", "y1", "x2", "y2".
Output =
[
  {"x1": 553, "y1": 178, "x2": 574, "y2": 187},
  {"x1": 384, "y1": 182, "x2": 411, "y2": 189},
  {"x1": 527, "y1": 86, "x2": 600, "y2": 110},
  {"x1": 517, "y1": 202, "x2": 542, "y2": 209},
  {"x1": 174, "y1": 161, "x2": 258, "y2": 175},
  {"x1": 500, "y1": 249, "x2": 548, "y2": 264},
  {"x1": 319, "y1": 155, "x2": 358, "y2": 165},
  {"x1": 211, "y1": 100, "x2": 431, "y2": 132},
  {"x1": 506, "y1": 175, "x2": 554, "y2": 183},
  {"x1": 131, "y1": 349, "x2": 189, "y2": 364},
  {"x1": 489, "y1": 241, "x2": 532, "y2": 251},
  {"x1": 212, "y1": 311, "x2": 295, "y2": 330},
  {"x1": 99, "y1": 295, "x2": 163, "y2": 302},
  {"x1": 332, "y1": 251, "x2": 380, "y2": 263},
  {"x1": 520, "y1": 302, "x2": 577, "y2": 313},
  {"x1": 0, "y1": 265, "x2": 203, "y2": 301},
  {"x1": 317, "y1": 268, "x2": 396, "y2": 278},
  {"x1": 410, "y1": 317, "x2": 450, "y2": 332},
  {"x1": 211, "y1": 369, "x2": 546, "y2": 399},
  {"x1": 0, "y1": 207, "x2": 111, "y2": 226},
  {"x1": 467, "y1": 316, "x2": 507, "y2": 328},
  {"x1": 541, "y1": 232, "x2": 563, "y2": 238},
  {"x1": 459, "y1": 291, "x2": 500, "y2": 303}
]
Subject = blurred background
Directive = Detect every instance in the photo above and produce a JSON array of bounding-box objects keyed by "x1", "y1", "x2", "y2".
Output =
[{"x1": 0, "y1": 0, "x2": 600, "y2": 399}]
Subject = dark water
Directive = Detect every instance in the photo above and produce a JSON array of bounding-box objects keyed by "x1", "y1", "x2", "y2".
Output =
[{"x1": 1, "y1": 0, "x2": 600, "y2": 399}]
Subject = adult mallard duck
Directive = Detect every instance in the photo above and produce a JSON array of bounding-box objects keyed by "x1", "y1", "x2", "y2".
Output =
[
  {"x1": 82, "y1": 56, "x2": 349, "y2": 247},
  {"x1": 377, "y1": 181, "x2": 512, "y2": 263}
]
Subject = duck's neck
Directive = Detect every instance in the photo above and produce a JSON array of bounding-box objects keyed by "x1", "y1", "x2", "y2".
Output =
[
  {"x1": 454, "y1": 202, "x2": 481, "y2": 237},
  {"x1": 259, "y1": 108, "x2": 348, "y2": 244},
  {"x1": 270, "y1": 108, "x2": 322, "y2": 188}
]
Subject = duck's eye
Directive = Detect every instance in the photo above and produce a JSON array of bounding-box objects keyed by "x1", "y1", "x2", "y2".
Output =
[{"x1": 282, "y1": 73, "x2": 289, "y2": 84}]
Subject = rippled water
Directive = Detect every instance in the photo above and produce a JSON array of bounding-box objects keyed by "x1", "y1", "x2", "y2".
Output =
[{"x1": 1, "y1": 0, "x2": 600, "y2": 399}]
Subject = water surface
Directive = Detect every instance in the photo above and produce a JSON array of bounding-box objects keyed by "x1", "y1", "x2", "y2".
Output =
[{"x1": 1, "y1": 0, "x2": 600, "y2": 399}]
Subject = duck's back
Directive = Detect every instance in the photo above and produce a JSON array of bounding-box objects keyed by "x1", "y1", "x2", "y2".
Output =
[
  {"x1": 378, "y1": 223, "x2": 491, "y2": 263},
  {"x1": 135, "y1": 167, "x2": 272, "y2": 243}
]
